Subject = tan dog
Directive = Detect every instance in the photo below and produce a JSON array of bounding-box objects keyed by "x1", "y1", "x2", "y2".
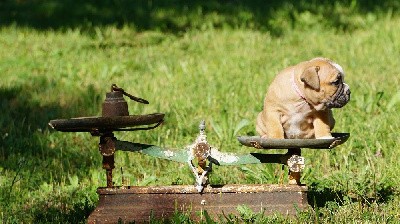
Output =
[{"x1": 256, "y1": 58, "x2": 350, "y2": 139}]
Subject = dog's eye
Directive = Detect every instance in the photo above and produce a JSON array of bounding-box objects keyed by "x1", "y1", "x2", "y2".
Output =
[
  {"x1": 331, "y1": 80, "x2": 340, "y2": 85},
  {"x1": 331, "y1": 76, "x2": 342, "y2": 86}
]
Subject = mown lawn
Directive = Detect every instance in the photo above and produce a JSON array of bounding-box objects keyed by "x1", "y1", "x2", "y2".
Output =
[{"x1": 1, "y1": 1, "x2": 400, "y2": 223}]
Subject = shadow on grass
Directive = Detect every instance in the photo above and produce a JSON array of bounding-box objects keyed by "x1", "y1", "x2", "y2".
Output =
[
  {"x1": 0, "y1": 78, "x2": 101, "y2": 222},
  {"x1": 0, "y1": 78, "x2": 100, "y2": 173},
  {"x1": 1, "y1": 0, "x2": 399, "y2": 33},
  {"x1": 0, "y1": 82, "x2": 62, "y2": 159},
  {"x1": 32, "y1": 192, "x2": 96, "y2": 224},
  {"x1": 307, "y1": 182, "x2": 397, "y2": 208}
]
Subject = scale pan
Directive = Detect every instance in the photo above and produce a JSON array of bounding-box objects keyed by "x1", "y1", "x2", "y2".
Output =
[
  {"x1": 237, "y1": 133, "x2": 350, "y2": 149},
  {"x1": 49, "y1": 113, "x2": 164, "y2": 132}
]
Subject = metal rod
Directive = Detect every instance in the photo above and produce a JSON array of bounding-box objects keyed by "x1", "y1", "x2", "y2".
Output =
[
  {"x1": 102, "y1": 155, "x2": 115, "y2": 188},
  {"x1": 101, "y1": 153, "x2": 115, "y2": 188},
  {"x1": 106, "y1": 169, "x2": 113, "y2": 188}
]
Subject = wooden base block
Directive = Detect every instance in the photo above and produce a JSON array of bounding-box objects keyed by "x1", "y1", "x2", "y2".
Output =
[{"x1": 87, "y1": 184, "x2": 308, "y2": 223}]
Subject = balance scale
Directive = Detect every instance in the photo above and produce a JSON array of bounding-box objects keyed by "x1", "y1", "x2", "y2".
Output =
[{"x1": 49, "y1": 84, "x2": 349, "y2": 223}]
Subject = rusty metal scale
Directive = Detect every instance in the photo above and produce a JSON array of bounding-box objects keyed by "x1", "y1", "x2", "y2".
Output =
[{"x1": 48, "y1": 84, "x2": 349, "y2": 223}]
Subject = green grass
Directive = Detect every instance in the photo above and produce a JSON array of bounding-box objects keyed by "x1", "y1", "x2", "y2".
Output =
[{"x1": 1, "y1": 3, "x2": 400, "y2": 223}]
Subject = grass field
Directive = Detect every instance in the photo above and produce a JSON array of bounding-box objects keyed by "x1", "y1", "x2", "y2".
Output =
[{"x1": 1, "y1": 1, "x2": 400, "y2": 223}]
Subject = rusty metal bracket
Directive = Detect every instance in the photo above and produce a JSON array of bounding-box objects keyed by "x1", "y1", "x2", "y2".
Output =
[
  {"x1": 99, "y1": 133, "x2": 117, "y2": 157},
  {"x1": 187, "y1": 120, "x2": 214, "y2": 192},
  {"x1": 98, "y1": 133, "x2": 117, "y2": 188},
  {"x1": 286, "y1": 148, "x2": 302, "y2": 185},
  {"x1": 287, "y1": 154, "x2": 305, "y2": 173}
]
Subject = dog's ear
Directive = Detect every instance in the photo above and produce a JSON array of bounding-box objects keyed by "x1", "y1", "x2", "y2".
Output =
[{"x1": 301, "y1": 66, "x2": 320, "y2": 90}]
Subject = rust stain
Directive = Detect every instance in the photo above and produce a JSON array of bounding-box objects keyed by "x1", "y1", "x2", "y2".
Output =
[{"x1": 88, "y1": 184, "x2": 309, "y2": 223}]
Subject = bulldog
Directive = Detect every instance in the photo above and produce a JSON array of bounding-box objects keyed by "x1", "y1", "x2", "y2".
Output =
[{"x1": 256, "y1": 57, "x2": 350, "y2": 139}]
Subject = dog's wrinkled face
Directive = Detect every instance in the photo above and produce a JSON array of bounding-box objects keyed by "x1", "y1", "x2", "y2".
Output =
[{"x1": 301, "y1": 59, "x2": 351, "y2": 110}]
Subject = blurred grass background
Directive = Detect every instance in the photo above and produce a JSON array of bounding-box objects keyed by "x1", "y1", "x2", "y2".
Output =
[
  {"x1": 1, "y1": 0, "x2": 400, "y2": 223},
  {"x1": 1, "y1": 0, "x2": 399, "y2": 33}
]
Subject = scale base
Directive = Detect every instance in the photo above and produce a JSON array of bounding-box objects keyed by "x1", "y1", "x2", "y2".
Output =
[{"x1": 87, "y1": 184, "x2": 309, "y2": 223}]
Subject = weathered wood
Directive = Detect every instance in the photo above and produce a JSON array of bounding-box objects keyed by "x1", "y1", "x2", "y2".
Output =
[{"x1": 87, "y1": 184, "x2": 309, "y2": 223}]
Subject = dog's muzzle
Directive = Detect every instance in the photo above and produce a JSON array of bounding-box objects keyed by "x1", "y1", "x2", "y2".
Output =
[{"x1": 326, "y1": 83, "x2": 350, "y2": 108}]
